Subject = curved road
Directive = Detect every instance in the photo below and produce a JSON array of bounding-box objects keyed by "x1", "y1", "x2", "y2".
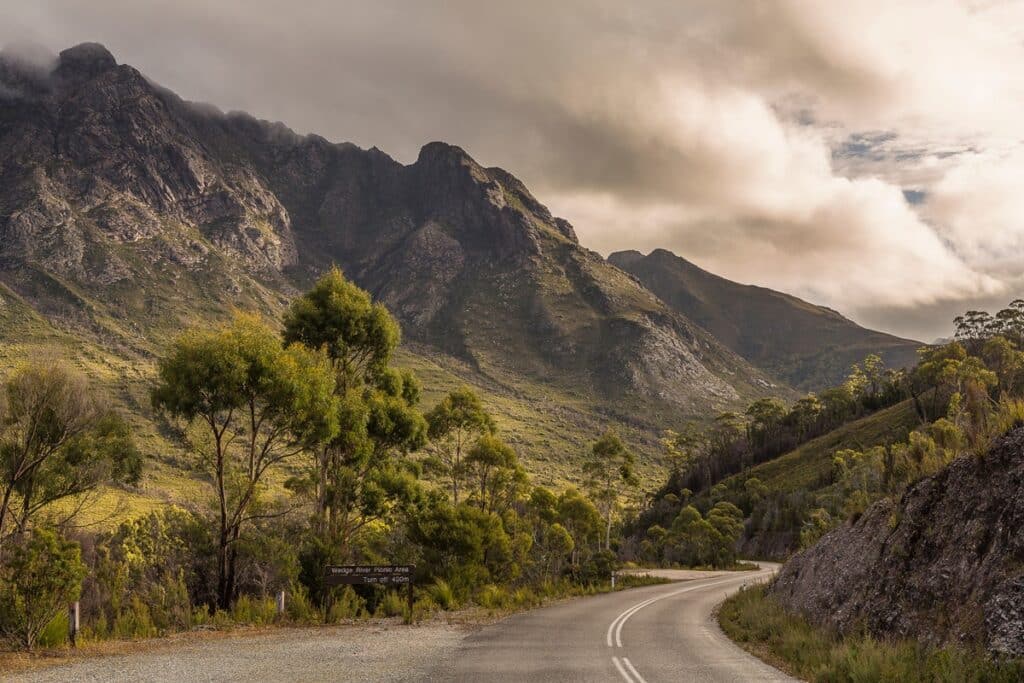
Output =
[
  {"x1": 427, "y1": 564, "x2": 793, "y2": 682},
  {"x1": 9, "y1": 566, "x2": 793, "y2": 682}
]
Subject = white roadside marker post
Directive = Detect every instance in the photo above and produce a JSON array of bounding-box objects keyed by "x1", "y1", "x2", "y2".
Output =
[{"x1": 276, "y1": 590, "x2": 286, "y2": 617}]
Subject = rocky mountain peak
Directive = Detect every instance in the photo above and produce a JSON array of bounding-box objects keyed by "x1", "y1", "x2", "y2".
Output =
[
  {"x1": 416, "y1": 140, "x2": 474, "y2": 165},
  {"x1": 610, "y1": 247, "x2": 922, "y2": 389},
  {"x1": 0, "y1": 42, "x2": 784, "y2": 425},
  {"x1": 608, "y1": 249, "x2": 644, "y2": 267},
  {"x1": 412, "y1": 141, "x2": 495, "y2": 195},
  {"x1": 55, "y1": 42, "x2": 117, "y2": 80}
]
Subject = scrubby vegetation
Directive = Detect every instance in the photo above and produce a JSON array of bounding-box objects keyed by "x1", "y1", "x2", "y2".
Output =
[
  {"x1": 632, "y1": 298, "x2": 1024, "y2": 563},
  {"x1": 0, "y1": 269, "x2": 640, "y2": 652},
  {"x1": 720, "y1": 584, "x2": 1024, "y2": 682}
]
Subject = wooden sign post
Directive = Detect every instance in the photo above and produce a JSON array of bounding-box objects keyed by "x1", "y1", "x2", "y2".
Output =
[
  {"x1": 323, "y1": 565, "x2": 415, "y2": 614},
  {"x1": 68, "y1": 601, "x2": 80, "y2": 647}
]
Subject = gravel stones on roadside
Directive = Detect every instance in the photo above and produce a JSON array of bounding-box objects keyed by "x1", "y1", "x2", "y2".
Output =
[{"x1": 6, "y1": 622, "x2": 468, "y2": 683}]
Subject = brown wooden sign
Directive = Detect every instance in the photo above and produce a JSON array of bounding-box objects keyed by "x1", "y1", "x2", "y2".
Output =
[
  {"x1": 324, "y1": 565, "x2": 416, "y2": 612},
  {"x1": 323, "y1": 564, "x2": 414, "y2": 586}
]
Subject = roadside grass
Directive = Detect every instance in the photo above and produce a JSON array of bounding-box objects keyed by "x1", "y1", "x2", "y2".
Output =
[
  {"x1": 621, "y1": 560, "x2": 760, "y2": 572},
  {"x1": 719, "y1": 583, "x2": 1024, "y2": 682}
]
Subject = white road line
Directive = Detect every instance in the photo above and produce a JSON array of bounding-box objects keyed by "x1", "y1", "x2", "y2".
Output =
[
  {"x1": 613, "y1": 597, "x2": 658, "y2": 647},
  {"x1": 609, "y1": 575, "x2": 743, "y2": 647},
  {"x1": 622, "y1": 657, "x2": 648, "y2": 683},
  {"x1": 606, "y1": 569, "x2": 779, "y2": 683},
  {"x1": 606, "y1": 596, "x2": 659, "y2": 646},
  {"x1": 611, "y1": 656, "x2": 636, "y2": 683}
]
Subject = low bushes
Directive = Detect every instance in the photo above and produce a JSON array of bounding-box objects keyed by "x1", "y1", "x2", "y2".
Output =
[{"x1": 719, "y1": 583, "x2": 1024, "y2": 682}]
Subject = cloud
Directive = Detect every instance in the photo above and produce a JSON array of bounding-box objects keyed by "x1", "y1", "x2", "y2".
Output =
[
  {"x1": 1, "y1": 0, "x2": 1022, "y2": 340},
  {"x1": 924, "y1": 147, "x2": 1024, "y2": 280}
]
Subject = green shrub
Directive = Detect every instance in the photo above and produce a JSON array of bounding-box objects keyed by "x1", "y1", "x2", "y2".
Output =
[
  {"x1": 111, "y1": 595, "x2": 157, "y2": 639},
  {"x1": 284, "y1": 582, "x2": 320, "y2": 623},
  {"x1": 327, "y1": 587, "x2": 367, "y2": 622},
  {"x1": 37, "y1": 612, "x2": 69, "y2": 648},
  {"x1": 988, "y1": 398, "x2": 1024, "y2": 446},
  {"x1": 210, "y1": 609, "x2": 234, "y2": 629},
  {"x1": 476, "y1": 584, "x2": 510, "y2": 610},
  {"x1": 85, "y1": 508, "x2": 214, "y2": 640},
  {"x1": 426, "y1": 579, "x2": 457, "y2": 611},
  {"x1": 511, "y1": 587, "x2": 539, "y2": 609},
  {"x1": 0, "y1": 528, "x2": 87, "y2": 650},
  {"x1": 231, "y1": 595, "x2": 277, "y2": 625},
  {"x1": 405, "y1": 596, "x2": 436, "y2": 624},
  {"x1": 374, "y1": 591, "x2": 406, "y2": 618}
]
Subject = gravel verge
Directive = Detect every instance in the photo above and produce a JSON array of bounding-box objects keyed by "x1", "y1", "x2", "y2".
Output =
[{"x1": 3, "y1": 620, "x2": 469, "y2": 683}]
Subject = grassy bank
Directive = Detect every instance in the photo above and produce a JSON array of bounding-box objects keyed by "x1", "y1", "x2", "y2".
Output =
[{"x1": 718, "y1": 584, "x2": 1024, "y2": 682}]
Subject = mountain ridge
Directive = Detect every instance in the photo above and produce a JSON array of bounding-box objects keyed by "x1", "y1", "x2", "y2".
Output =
[
  {"x1": 0, "y1": 42, "x2": 791, "y2": 490},
  {"x1": 609, "y1": 248, "x2": 922, "y2": 389}
]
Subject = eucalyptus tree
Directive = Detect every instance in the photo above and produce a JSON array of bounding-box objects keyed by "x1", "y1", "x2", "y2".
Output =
[
  {"x1": 282, "y1": 268, "x2": 426, "y2": 562},
  {"x1": 463, "y1": 434, "x2": 526, "y2": 514},
  {"x1": 745, "y1": 397, "x2": 788, "y2": 453},
  {"x1": 662, "y1": 423, "x2": 705, "y2": 480},
  {"x1": 425, "y1": 387, "x2": 495, "y2": 504},
  {"x1": 152, "y1": 313, "x2": 339, "y2": 608},
  {"x1": 582, "y1": 429, "x2": 638, "y2": 550},
  {"x1": 0, "y1": 362, "x2": 140, "y2": 555}
]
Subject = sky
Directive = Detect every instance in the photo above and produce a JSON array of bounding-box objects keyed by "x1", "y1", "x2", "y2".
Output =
[{"x1": 4, "y1": 0, "x2": 1024, "y2": 341}]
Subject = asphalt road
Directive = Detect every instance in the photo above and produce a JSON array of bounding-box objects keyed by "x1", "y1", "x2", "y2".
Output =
[
  {"x1": 8, "y1": 566, "x2": 793, "y2": 682},
  {"x1": 426, "y1": 564, "x2": 794, "y2": 683}
]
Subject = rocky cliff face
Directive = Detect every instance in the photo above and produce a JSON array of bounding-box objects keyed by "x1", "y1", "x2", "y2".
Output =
[
  {"x1": 1, "y1": 43, "x2": 296, "y2": 276},
  {"x1": 0, "y1": 42, "x2": 777, "y2": 418},
  {"x1": 772, "y1": 427, "x2": 1024, "y2": 656}
]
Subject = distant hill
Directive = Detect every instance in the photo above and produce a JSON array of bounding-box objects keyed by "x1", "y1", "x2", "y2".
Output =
[
  {"x1": 0, "y1": 43, "x2": 784, "y2": 495},
  {"x1": 609, "y1": 249, "x2": 922, "y2": 390}
]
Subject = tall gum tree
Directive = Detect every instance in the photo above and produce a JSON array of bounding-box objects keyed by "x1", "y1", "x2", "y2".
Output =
[
  {"x1": 282, "y1": 268, "x2": 426, "y2": 568},
  {"x1": 425, "y1": 387, "x2": 495, "y2": 504},
  {"x1": 582, "y1": 429, "x2": 638, "y2": 551},
  {"x1": 152, "y1": 313, "x2": 338, "y2": 609}
]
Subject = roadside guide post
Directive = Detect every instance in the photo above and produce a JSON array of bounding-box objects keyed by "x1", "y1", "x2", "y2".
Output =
[
  {"x1": 276, "y1": 589, "x2": 286, "y2": 617},
  {"x1": 323, "y1": 565, "x2": 415, "y2": 615}
]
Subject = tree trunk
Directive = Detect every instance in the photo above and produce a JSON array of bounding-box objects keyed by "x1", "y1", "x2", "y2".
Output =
[
  {"x1": 225, "y1": 526, "x2": 240, "y2": 608},
  {"x1": 216, "y1": 527, "x2": 231, "y2": 610},
  {"x1": 0, "y1": 482, "x2": 13, "y2": 553},
  {"x1": 213, "y1": 424, "x2": 230, "y2": 610}
]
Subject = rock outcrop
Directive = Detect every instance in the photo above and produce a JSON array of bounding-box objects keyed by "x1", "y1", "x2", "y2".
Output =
[{"x1": 772, "y1": 426, "x2": 1024, "y2": 655}]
